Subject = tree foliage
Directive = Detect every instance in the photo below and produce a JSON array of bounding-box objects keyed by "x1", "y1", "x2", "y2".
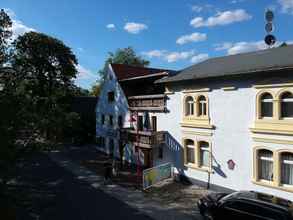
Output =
[
  {"x1": 90, "y1": 83, "x2": 101, "y2": 96},
  {"x1": 99, "y1": 46, "x2": 150, "y2": 79},
  {"x1": 11, "y1": 31, "x2": 79, "y2": 142},
  {"x1": 0, "y1": 9, "x2": 12, "y2": 66}
]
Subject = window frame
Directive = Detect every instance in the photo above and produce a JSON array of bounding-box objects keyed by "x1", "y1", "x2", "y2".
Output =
[
  {"x1": 253, "y1": 147, "x2": 293, "y2": 193},
  {"x1": 184, "y1": 139, "x2": 196, "y2": 165},
  {"x1": 259, "y1": 92, "x2": 274, "y2": 119},
  {"x1": 183, "y1": 138, "x2": 212, "y2": 172},
  {"x1": 279, "y1": 91, "x2": 293, "y2": 119},
  {"x1": 184, "y1": 96, "x2": 194, "y2": 116},
  {"x1": 182, "y1": 93, "x2": 211, "y2": 129},
  {"x1": 197, "y1": 95, "x2": 208, "y2": 117},
  {"x1": 279, "y1": 151, "x2": 293, "y2": 188},
  {"x1": 198, "y1": 141, "x2": 210, "y2": 168},
  {"x1": 257, "y1": 149, "x2": 274, "y2": 183}
]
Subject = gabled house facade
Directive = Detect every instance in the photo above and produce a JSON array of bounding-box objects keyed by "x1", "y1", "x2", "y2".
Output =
[
  {"x1": 157, "y1": 45, "x2": 293, "y2": 200},
  {"x1": 95, "y1": 63, "x2": 175, "y2": 167}
]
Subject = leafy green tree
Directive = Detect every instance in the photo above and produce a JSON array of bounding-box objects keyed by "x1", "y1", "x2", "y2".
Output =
[
  {"x1": 90, "y1": 83, "x2": 101, "y2": 96},
  {"x1": 0, "y1": 9, "x2": 16, "y2": 188},
  {"x1": 99, "y1": 47, "x2": 150, "y2": 80},
  {"x1": 12, "y1": 31, "x2": 79, "y2": 143},
  {"x1": 0, "y1": 9, "x2": 12, "y2": 67}
]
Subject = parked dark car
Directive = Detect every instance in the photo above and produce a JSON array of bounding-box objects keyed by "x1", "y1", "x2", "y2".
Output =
[{"x1": 197, "y1": 191, "x2": 292, "y2": 220}]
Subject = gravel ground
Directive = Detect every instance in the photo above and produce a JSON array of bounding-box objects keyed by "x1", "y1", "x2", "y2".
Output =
[{"x1": 144, "y1": 178, "x2": 209, "y2": 215}]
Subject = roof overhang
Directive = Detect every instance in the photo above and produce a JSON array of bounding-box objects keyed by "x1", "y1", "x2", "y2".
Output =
[
  {"x1": 156, "y1": 66, "x2": 293, "y2": 84},
  {"x1": 119, "y1": 71, "x2": 169, "y2": 82}
]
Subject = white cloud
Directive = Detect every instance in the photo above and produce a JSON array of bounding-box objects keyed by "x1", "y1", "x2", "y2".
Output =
[
  {"x1": 191, "y1": 4, "x2": 214, "y2": 13},
  {"x1": 106, "y1": 23, "x2": 115, "y2": 29},
  {"x1": 190, "y1": 53, "x2": 209, "y2": 63},
  {"x1": 191, "y1": 5, "x2": 203, "y2": 13},
  {"x1": 124, "y1": 22, "x2": 148, "y2": 34},
  {"x1": 214, "y1": 42, "x2": 234, "y2": 51},
  {"x1": 141, "y1": 50, "x2": 167, "y2": 58},
  {"x1": 3, "y1": 9, "x2": 36, "y2": 40},
  {"x1": 214, "y1": 41, "x2": 273, "y2": 55},
  {"x1": 11, "y1": 20, "x2": 36, "y2": 40},
  {"x1": 278, "y1": 0, "x2": 293, "y2": 14},
  {"x1": 230, "y1": 0, "x2": 245, "y2": 4},
  {"x1": 143, "y1": 50, "x2": 208, "y2": 63},
  {"x1": 75, "y1": 64, "x2": 97, "y2": 80},
  {"x1": 165, "y1": 51, "x2": 195, "y2": 63},
  {"x1": 190, "y1": 9, "x2": 252, "y2": 28},
  {"x1": 176, "y1": 32, "x2": 207, "y2": 45},
  {"x1": 4, "y1": 8, "x2": 16, "y2": 18}
]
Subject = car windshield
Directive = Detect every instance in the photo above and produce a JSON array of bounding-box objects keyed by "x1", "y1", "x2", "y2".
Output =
[{"x1": 219, "y1": 192, "x2": 242, "y2": 202}]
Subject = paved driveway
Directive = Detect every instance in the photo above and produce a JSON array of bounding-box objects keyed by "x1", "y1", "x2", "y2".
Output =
[{"x1": 9, "y1": 153, "x2": 152, "y2": 220}]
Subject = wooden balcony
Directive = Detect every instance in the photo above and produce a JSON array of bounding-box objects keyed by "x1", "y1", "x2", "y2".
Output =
[
  {"x1": 120, "y1": 128, "x2": 166, "y2": 149},
  {"x1": 128, "y1": 94, "x2": 166, "y2": 112}
]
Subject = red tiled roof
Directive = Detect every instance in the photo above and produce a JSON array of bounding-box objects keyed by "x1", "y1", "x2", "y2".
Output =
[{"x1": 111, "y1": 63, "x2": 170, "y2": 81}]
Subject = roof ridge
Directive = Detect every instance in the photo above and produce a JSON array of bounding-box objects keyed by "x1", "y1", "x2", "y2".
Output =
[
  {"x1": 181, "y1": 44, "x2": 293, "y2": 72},
  {"x1": 110, "y1": 63, "x2": 172, "y2": 71}
]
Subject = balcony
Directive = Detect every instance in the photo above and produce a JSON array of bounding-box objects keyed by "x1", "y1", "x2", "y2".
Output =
[
  {"x1": 120, "y1": 128, "x2": 166, "y2": 149},
  {"x1": 128, "y1": 94, "x2": 166, "y2": 112}
]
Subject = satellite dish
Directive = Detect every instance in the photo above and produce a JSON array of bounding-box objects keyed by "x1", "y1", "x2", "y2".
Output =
[
  {"x1": 265, "y1": 10, "x2": 274, "y2": 22},
  {"x1": 265, "y1": 22, "x2": 274, "y2": 33},
  {"x1": 265, "y1": 34, "x2": 276, "y2": 46}
]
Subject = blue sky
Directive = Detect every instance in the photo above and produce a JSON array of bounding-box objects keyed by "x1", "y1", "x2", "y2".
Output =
[{"x1": 2, "y1": 0, "x2": 293, "y2": 89}]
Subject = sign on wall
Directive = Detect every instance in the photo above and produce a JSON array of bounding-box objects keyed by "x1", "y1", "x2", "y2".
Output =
[{"x1": 142, "y1": 163, "x2": 173, "y2": 190}]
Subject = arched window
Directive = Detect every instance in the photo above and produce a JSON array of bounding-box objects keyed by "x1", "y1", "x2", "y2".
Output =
[
  {"x1": 198, "y1": 96, "x2": 207, "y2": 116},
  {"x1": 280, "y1": 92, "x2": 293, "y2": 118},
  {"x1": 185, "y1": 96, "x2": 194, "y2": 116},
  {"x1": 280, "y1": 152, "x2": 293, "y2": 186},
  {"x1": 199, "y1": 141, "x2": 210, "y2": 167},
  {"x1": 258, "y1": 149, "x2": 273, "y2": 181},
  {"x1": 260, "y1": 93, "x2": 273, "y2": 118},
  {"x1": 185, "y1": 139, "x2": 195, "y2": 164}
]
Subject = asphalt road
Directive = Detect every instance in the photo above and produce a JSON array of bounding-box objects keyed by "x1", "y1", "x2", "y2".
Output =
[{"x1": 11, "y1": 153, "x2": 152, "y2": 220}]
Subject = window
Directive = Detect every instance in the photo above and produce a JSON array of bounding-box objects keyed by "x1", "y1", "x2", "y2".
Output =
[
  {"x1": 185, "y1": 139, "x2": 195, "y2": 164},
  {"x1": 158, "y1": 145, "x2": 163, "y2": 159},
  {"x1": 152, "y1": 116, "x2": 157, "y2": 132},
  {"x1": 109, "y1": 115, "x2": 113, "y2": 126},
  {"x1": 137, "y1": 115, "x2": 143, "y2": 131},
  {"x1": 108, "y1": 91, "x2": 115, "y2": 102},
  {"x1": 101, "y1": 114, "x2": 105, "y2": 125},
  {"x1": 260, "y1": 93, "x2": 273, "y2": 118},
  {"x1": 109, "y1": 139, "x2": 114, "y2": 157},
  {"x1": 280, "y1": 152, "x2": 293, "y2": 186},
  {"x1": 101, "y1": 137, "x2": 105, "y2": 148},
  {"x1": 199, "y1": 141, "x2": 210, "y2": 167},
  {"x1": 118, "y1": 115, "x2": 123, "y2": 128},
  {"x1": 258, "y1": 149, "x2": 273, "y2": 181},
  {"x1": 185, "y1": 96, "x2": 194, "y2": 116},
  {"x1": 254, "y1": 147, "x2": 293, "y2": 192},
  {"x1": 281, "y1": 92, "x2": 293, "y2": 118},
  {"x1": 198, "y1": 96, "x2": 207, "y2": 116}
]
